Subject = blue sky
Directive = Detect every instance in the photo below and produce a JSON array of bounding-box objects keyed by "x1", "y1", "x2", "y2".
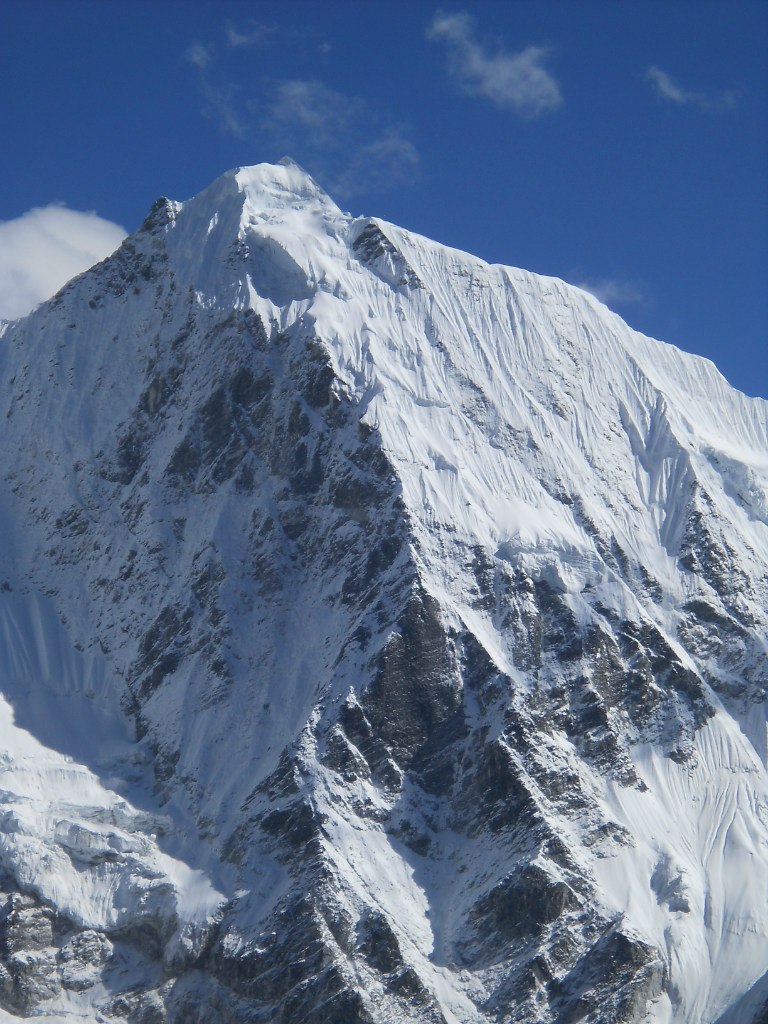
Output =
[{"x1": 2, "y1": 0, "x2": 766, "y2": 397}]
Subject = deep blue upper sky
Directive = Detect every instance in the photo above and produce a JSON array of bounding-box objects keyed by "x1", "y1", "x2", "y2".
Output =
[{"x1": 2, "y1": 0, "x2": 766, "y2": 397}]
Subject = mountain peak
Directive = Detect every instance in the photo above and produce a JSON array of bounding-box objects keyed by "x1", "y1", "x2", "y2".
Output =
[
  {"x1": 276, "y1": 153, "x2": 307, "y2": 170},
  {"x1": 194, "y1": 158, "x2": 342, "y2": 221},
  {"x1": 0, "y1": 162, "x2": 766, "y2": 1024},
  {"x1": 130, "y1": 160, "x2": 348, "y2": 312}
]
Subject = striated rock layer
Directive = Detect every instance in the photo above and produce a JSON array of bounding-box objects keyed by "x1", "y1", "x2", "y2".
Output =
[{"x1": 0, "y1": 160, "x2": 766, "y2": 1023}]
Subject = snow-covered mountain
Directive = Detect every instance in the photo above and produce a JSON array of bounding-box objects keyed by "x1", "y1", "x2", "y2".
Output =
[{"x1": 0, "y1": 159, "x2": 766, "y2": 1024}]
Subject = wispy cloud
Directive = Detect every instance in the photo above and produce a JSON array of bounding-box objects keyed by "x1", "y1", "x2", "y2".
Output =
[
  {"x1": 260, "y1": 79, "x2": 418, "y2": 198},
  {"x1": 184, "y1": 41, "x2": 247, "y2": 138},
  {"x1": 224, "y1": 21, "x2": 274, "y2": 49},
  {"x1": 646, "y1": 66, "x2": 738, "y2": 111},
  {"x1": 427, "y1": 10, "x2": 561, "y2": 117},
  {"x1": 183, "y1": 28, "x2": 419, "y2": 199},
  {"x1": 184, "y1": 41, "x2": 211, "y2": 70},
  {"x1": 268, "y1": 79, "x2": 364, "y2": 149},
  {"x1": 0, "y1": 205, "x2": 126, "y2": 321},
  {"x1": 334, "y1": 133, "x2": 420, "y2": 197},
  {"x1": 576, "y1": 278, "x2": 647, "y2": 310}
]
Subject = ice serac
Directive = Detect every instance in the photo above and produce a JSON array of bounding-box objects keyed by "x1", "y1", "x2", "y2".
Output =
[{"x1": 0, "y1": 160, "x2": 766, "y2": 1023}]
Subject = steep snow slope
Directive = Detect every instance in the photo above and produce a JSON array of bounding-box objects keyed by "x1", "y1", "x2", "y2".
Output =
[{"x1": 0, "y1": 160, "x2": 765, "y2": 1023}]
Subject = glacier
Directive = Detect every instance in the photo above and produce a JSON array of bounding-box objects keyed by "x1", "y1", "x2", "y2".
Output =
[{"x1": 0, "y1": 158, "x2": 765, "y2": 1023}]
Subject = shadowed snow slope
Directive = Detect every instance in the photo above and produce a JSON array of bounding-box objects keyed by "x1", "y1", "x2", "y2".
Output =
[{"x1": 0, "y1": 160, "x2": 765, "y2": 1023}]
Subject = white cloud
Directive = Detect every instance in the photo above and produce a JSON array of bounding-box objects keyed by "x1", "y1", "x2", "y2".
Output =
[
  {"x1": 259, "y1": 79, "x2": 419, "y2": 198},
  {"x1": 427, "y1": 11, "x2": 561, "y2": 117},
  {"x1": 0, "y1": 206, "x2": 126, "y2": 321},
  {"x1": 576, "y1": 278, "x2": 646, "y2": 309},
  {"x1": 268, "y1": 79, "x2": 364, "y2": 148},
  {"x1": 224, "y1": 21, "x2": 273, "y2": 48},
  {"x1": 183, "y1": 28, "x2": 419, "y2": 198},
  {"x1": 646, "y1": 66, "x2": 738, "y2": 111},
  {"x1": 184, "y1": 41, "x2": 247, "y2": 138},
  {"x1": 334, "y1": 133, "x2": 420, "y2": 198},
  {"x1": 203, "y1": 79, "x2": 247, "y2": 138},
  {"x1": 184, "y1": 41, "x2": 212, "y2": 70}
]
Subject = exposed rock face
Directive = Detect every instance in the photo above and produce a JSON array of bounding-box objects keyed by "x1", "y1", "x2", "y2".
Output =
[{"x1": 0, "y1": 160, "x2": 765, "y2": 1023}]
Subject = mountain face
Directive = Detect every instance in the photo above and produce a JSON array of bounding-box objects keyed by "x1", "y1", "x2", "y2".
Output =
[{"x1": 0, "y1": 159, "x2": 766, "y2": 1024}]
